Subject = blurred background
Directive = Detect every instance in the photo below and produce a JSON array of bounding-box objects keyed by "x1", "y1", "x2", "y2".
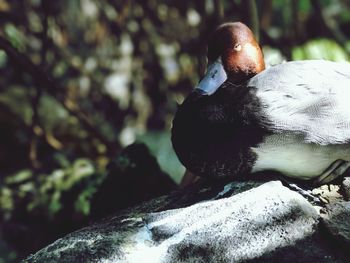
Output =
[{"x1": 0, "y1": 0, "x2": 349, "y2": 261}]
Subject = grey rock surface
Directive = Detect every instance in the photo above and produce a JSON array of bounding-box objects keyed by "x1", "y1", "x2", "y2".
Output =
[
  {"x1": 144, "y1": 181, "x2": 320, "y2": 262},
  {"x1": 342, "y1": 177, "x2": 350, "y2": 200},
  {"x1": 321, "y1": 201, "x2": 350, "y2": 247},
  {"x1": 25, "y1": 181, "x2": 349, "y2": 263}
]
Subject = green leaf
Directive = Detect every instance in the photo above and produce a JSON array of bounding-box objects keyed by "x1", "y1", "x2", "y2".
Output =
[
  {"x1": 4, "y1": 24, "x2": 26, "y2": 51},
  {"x1": 292, "y1": 38, "x2": 349, "y2": 61}
]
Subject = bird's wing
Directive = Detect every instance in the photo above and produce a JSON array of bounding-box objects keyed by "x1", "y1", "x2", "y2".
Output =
[{"x1": 248, "y1": 60, "x2": 350, "y2": 145}]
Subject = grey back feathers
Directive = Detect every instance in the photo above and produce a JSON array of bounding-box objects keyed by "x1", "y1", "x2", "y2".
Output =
[{"x1": 249, "y1": 60, "x2": 350, "y2": 145}]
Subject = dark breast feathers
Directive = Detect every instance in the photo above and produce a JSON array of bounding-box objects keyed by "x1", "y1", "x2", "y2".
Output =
[{"x1": 171, "y1": 83, "x2": 267, "y2": 179}]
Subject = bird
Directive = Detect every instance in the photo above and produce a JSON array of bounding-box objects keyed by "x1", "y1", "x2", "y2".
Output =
[{"x1": 171, "y1": 22, "x2": 350, "y2": 186}]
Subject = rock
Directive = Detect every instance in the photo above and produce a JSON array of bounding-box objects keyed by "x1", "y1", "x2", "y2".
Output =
[
  {"x1": 321, "y1": 201, "x2": 350, "y2": 249},
  {"x1": 26, "y1": 181, "x2": 349, "y2": 263},
  {"x1": 342, "y1": 177, "x2": 350, "y2": 201},
  {"x1": 90, "y1": 143, "x2": 177, "y2": 219},
  {"x1": 312, "y1": 184, "x2": 343, "y2": 204},
  {"x1": 143, "y1": 181, "x2": 321, "y2": 263}
]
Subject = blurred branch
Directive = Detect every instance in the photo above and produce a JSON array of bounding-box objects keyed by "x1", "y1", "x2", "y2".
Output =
[
  {"x1": 0, "y1": 11, "x2": 24, "y2": 24},
  {"x1": 0, "y1": 35, "x2": 119, "y2": 155},
  {"x1": 213, "y1": 0, "x2": 224, "y2": 24},
  {"x1": 105, "y1": 0, "x2": 131, "y2": 34},
  {"x1": 138, "y1": 0, "x2": 162, "y2": 29},
  {"x1": 40, "y1": 1, "x2": 49, "y2": 68},
  {"x1": 241, "y1": 0, "x2": 259, "y2": 41},
  {"x1": 114, "y1": 0, "x2": 131, "y2": 27},
  {"x1": 260, "y1": 0, "x2": 272, "y2": 30},
  {"x1": 291, "y1": 0, "x2": 305, "y2": 44},
  {"x1": 0, "y1": 102, "x2": 29, "y2": 131},
  {"x1": 28, "y1": 0, "x2": 51, "y2": 169},
  {"x1": 310, "y1": 0, "x2": 350, "y2": 54}
]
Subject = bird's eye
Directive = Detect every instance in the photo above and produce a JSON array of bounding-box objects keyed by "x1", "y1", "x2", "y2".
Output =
[{"x1": 233, "y1": 44, "x2": 242, "y2": 51}]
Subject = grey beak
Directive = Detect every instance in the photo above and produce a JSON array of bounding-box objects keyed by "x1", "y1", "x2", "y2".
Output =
[{"x1": 197, "y1": 59, "x2": 227, "y2": 95}]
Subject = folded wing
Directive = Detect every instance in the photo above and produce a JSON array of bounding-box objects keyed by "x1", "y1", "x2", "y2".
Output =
[{"x1": 249, "y1": 60, "x2": 350, "y2": 145}]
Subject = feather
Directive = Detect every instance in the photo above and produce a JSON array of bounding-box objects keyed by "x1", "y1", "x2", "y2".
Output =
[{"x1": 249, "y1": 60, "x2": 350, "y2": 145}]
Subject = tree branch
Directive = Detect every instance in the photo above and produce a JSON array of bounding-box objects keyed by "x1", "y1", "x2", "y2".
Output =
[
  {"x1": 213, "y1": 0, "x2": 224, "y2": 24},
  {"x1": 241, "y1": 0, "x2": 260, "y2": 41},
  {"x1": 28, "y1": 0, "x2": 51, "y2": 169},
  {"x1": 310, "y1": 0, "x2": 350, "y2": 55},
  {"x1": 260, "y1": 0, "x2": 273, "y2": 31}
]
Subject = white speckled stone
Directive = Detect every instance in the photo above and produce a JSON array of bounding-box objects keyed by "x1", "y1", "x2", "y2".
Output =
[
  {"x1": 137, "y1": 181, "x2": 320, "y2": 263},
  {"x1": 26, "y1": 181, "x2": 348, "y2": 263}
]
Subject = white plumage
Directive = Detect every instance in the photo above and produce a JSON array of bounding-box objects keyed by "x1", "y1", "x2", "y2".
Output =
[
  {"x1": 249, "y1": 60, "x2": 350, "y2": 179},
  {"x1": 250, "y1": 60, "x2": 350, "y2": 144}
]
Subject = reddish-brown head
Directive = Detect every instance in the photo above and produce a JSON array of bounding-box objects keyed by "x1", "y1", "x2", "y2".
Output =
[{"x1": 207, "y1": 22, "x2": 265, "y2": 83}]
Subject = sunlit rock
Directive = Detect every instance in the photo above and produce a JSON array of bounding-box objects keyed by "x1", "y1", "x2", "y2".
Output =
[{"x1": 25, "y1": 181, "x2": 349, "y2": 263}]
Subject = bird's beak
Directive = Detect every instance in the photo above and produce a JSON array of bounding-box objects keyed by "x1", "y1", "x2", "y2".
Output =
[{"x1": 197, "y1": 59, "x2": 227, "y2": 95}]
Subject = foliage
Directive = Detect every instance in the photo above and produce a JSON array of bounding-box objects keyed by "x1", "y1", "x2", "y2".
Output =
[
  {"x1": 0, "y1": 157, "x2": 104, "y2": 258},
  {"x1": 1, "y1": 158, "x2": 101, "y2": 219},
  {"x1": 293, "y1": 38, "x2": 349, "y2": 61}
]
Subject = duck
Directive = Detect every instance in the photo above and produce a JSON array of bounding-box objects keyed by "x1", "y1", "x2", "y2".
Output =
[{"x1": 171, "y1": 22, "x2": 350, "y2": 186}]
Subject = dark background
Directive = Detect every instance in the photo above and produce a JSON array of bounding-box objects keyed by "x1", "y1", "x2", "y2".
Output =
[{"x1": 0, "y1": 0, "x2": 349, "y2": 261}]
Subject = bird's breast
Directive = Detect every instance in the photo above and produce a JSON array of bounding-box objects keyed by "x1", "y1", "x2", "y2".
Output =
[{"x1": 251, "y1": 134, "x2": 350, "y2": 180}]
